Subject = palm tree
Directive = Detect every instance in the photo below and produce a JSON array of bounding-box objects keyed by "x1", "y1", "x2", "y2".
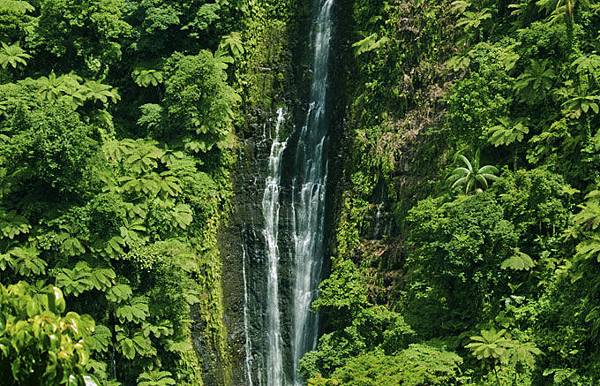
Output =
[{"x1": 448, "y1": 152, "x2": 499, "y2": 194}]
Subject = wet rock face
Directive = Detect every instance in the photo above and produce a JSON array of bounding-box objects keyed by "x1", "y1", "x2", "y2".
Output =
[
  {"x1": 221, "y1": 117, "x2": 297, "y2": 386},
  {"x1": 220, "y1": 1, "x2": 349, "y2": 385}
]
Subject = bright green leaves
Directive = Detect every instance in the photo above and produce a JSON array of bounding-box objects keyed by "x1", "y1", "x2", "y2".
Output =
[
  {"x1": 87, "y1": 325, "x2": 111, "y2": 353},
  {"x1": 116, "y1": 296, "x2": 149, "y2": 324},
  {"x1": 115, "y1": 326, "x2": 155, "y2": 360},
  {"x1": 448, "y1": 153, "x2": 499, "y2": 194},
  {"x1": 0, "y1": 210, "x2": 30, "y2": 239},
  {"x1": 1, "y1": 100, "x2": 99, "y2": 196},
  {"x1": 82, "y1": 80, "x2": 120, "y2": 105},
  {"x1": 571, "y1": 191, "x2": 600, "y2": 263},
  {"x1": 572, "y1": 54, "x2": 600, "y2": 81},
  {"x1": 501, "y1": 249, "x2": 536, "y2": 271},
  {"x1": 119, "y1": 173, "x2": 182, "y2": 199},
  {"x1": 172, "y1": 204, "x2": 193, "y2": 230},
  {"x1": 137, "y1": 370, "x2": 176, "y2": 386},
  {"x1": 467, "y1": 328, "x2": 510, "y2": 360},
  {"x1": 218, "y1": 32, "x2": 244, "y2": 59},
  {"x1": 310, "y1": 345, "x2": 464, "y2": 386},
  {"x1": 36, "y1": 73, "x2": 85, "y2": 105},
  {"x1": 0, "y1": 0, "x2": 34, "y2": 15},
  {"x1": 0, "y1": 282, "x2": 97, "y2": 385},
  {"x1": 55, "y1": 262, "x2": 116, "y2": 296},
  {"x1": 34, "y1": 0, "x2": 131, "y2": 73},
  {"x1": 313, "y1": 259, "x2": 369, "y2": 313},
  {"x1": 352, "y1": 33, "x2": 389, "y2": 57},
  {"x1": 561, "y1": 93, "x2": 600, "y2": 119},
  {"x1": 451, "y1": 0, "x2": 492, "y2": 42},
  {"x1": 572, "y1": 191, "x2": 600, "y2": 231},
  {"x1": 515, "y1": 60, "x2": 556, "y2": 104},
  {"x1": 55, "y1": 264, "x2": 93, "y2": 296},
  {"x1": 105, "y1": 139, "x2": 164, "y2": 174},
  {"x1": 0, "y1": 42, "x2": 30, "y2": 69},
  {"x1": 138, "y1": 104, "x2": 163, "y2": 133},
  {"x1": 61, "y1": 236, "x2": 85, "y2": 257},
  {"x1": 186, "y1": 3, "x2": 220, "y2": 33},
  {"x1": 487, "y1": 118, "x2": 529, "y2": 147},
  {"x1": 132, "y1": 68, "x2": 164, "y2": 88},
  {"x1": 31, "y1": 73, "x2": 120, "y2": 109},
  {"x1": 106, "y1": 283, "x2": 132, "y2": 303},
  {"x1": 457, "y1": 9, "x2": 492, "y2": 32},
  {"x1": 466, "y1": 328, "x2": 541, "y2": 382},
  {"x1": 163, "y1": 50, "x2": 240, "y2": 155},
  {"x1": 1, "y1": 246, "x2": 46, "y2": 277}
]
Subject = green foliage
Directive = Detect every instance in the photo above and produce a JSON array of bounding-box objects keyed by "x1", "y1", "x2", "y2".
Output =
[
  {"x1": 0, "y1": 0, "x2": 244, "y2": 383},
  {"x1": 330, "y1": 0, "x2": 600, "y2": 383},
  {"x1": 1, "y1": 102, "x2": 99, "y2": 196},
  {"x1": 310, "y1": 345, "x2": 464, "y2": 386},
  {"x1": 132, "y1": 69, "x2": 164, "y2": 88},
  {"x1": 404, "y1": 193, "x2": 517, "y2": 335},
  {"x1": 467, "y1": 328, "x2": 542, "y2": 384},
  {"x1": 138, "y1": 370, "x2": 176, "y2": 386},
  {"x1": 33, "y1": 0, "x2": 131, "y2": 74},
  {"x1": 467, "y1": 328, "x2": 512, "y2": 361},
  {"x1": 487, "y1": 118, "x2": 530, "y2": 147},
  {"x1": 515, "y1": 60, "x2": 556, "y2": 104},
  {"x1": 0, "y1": 281, "x2": 98, "y2": 386},
  {"x1": 218, "y1": 32, "x2": 244, "y2": 59},
  {"x1": 313, "y1": 259, "x2": 369, "y2": 314},
  {"x1": 501, "y1": 249, "x2": 536, "y2": 271},
  {"x1": 0, "y1": 42, "x2": 30, "y2": 69},
  {"x1": 163, "y1": 51, "x2": 240, "y2": 155},
  {"x1": 448, "y1": 153, "x2": 499, "y2": 194},
  {"x1": 352, "y1": 34, "x2": 389, "y2": 57}
]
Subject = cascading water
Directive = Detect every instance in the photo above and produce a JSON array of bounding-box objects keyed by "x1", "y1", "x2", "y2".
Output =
[
  {"x1": 290, "y1": 0, "x2": 334, "y2": 384},
  {"x1": 262, "y1": 109, "x2": 287, "y2": 386},
  {"x1": 246, "y1": 1, "x2": 335, "y2": 384}
]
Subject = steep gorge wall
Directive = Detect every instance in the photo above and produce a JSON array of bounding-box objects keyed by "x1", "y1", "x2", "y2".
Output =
[
  {"x1": 219, "y1": 0, "x2": 350, "y2": 384},
  {"x1": 219, "y1": 1, "x2": 306, "y2": 384}
]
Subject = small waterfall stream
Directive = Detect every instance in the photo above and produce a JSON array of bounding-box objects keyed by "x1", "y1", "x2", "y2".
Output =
[{"x1": 262, "y1": 109, "x2": 287, "y2": 386}]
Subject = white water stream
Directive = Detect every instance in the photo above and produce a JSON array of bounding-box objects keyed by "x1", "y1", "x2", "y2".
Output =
[
  {"x1": 263, "y1": 109, "x2": 287, "y2": 386},
  {"x1": 258, "y1": 0, "x2": 334, "y2": 384},
  {"x1": 291, "y1": 0, "x2": 334, "y2": 384}
]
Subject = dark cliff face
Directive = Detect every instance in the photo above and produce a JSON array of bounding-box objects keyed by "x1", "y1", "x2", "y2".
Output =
[
  {"x1": 220, "y1": 1, "x2": 350, "y2": 385},
  {"x1": 219, "y1": 2, "x2": 306, "y2": 384}
]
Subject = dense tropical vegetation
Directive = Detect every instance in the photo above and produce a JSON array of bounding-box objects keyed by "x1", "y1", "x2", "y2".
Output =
[
  {"x1": 0, "y1": 0, "x2": 256, "y2": 384},
  {"x1": 305, "y1": 0, "x2": 600, "y2": 385},
  {"x1": 2, "y1": 0, "x2": 600, "y2": 385}
]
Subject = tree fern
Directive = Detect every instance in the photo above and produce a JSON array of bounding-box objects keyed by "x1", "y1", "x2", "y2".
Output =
[
  {"x1": 132, "y1": 69, "x2": 164, "y2": 87},
  {"x1": 116, "y1": 296, "x2": 149, "y2": 324},
  {"x1": 0, "y1": 0, "x2": 34, "y2": 15},
  {"x1": 501, "y1": 249, "x2": 536, "y2": 271},
  {"x1": 137, "y1": 370, "x2": 176, "y2": 386},
  {"x1": 0, "y1": 42, "x2": 31, "y2": 69},
  {"x1": 487, "y1": 117, "x2": 529, "y2": 147}
]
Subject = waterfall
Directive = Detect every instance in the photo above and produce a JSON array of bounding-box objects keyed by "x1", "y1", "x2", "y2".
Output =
[
  {"x1": 291, "y1": 0, "x2": 334, "y2": 384},
  {"x1": 263, "y1": 109, "x2": 287, "y2": 386},
  {"x1": 247, "y1": 1, "x2": 335, "y2": 384}
]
